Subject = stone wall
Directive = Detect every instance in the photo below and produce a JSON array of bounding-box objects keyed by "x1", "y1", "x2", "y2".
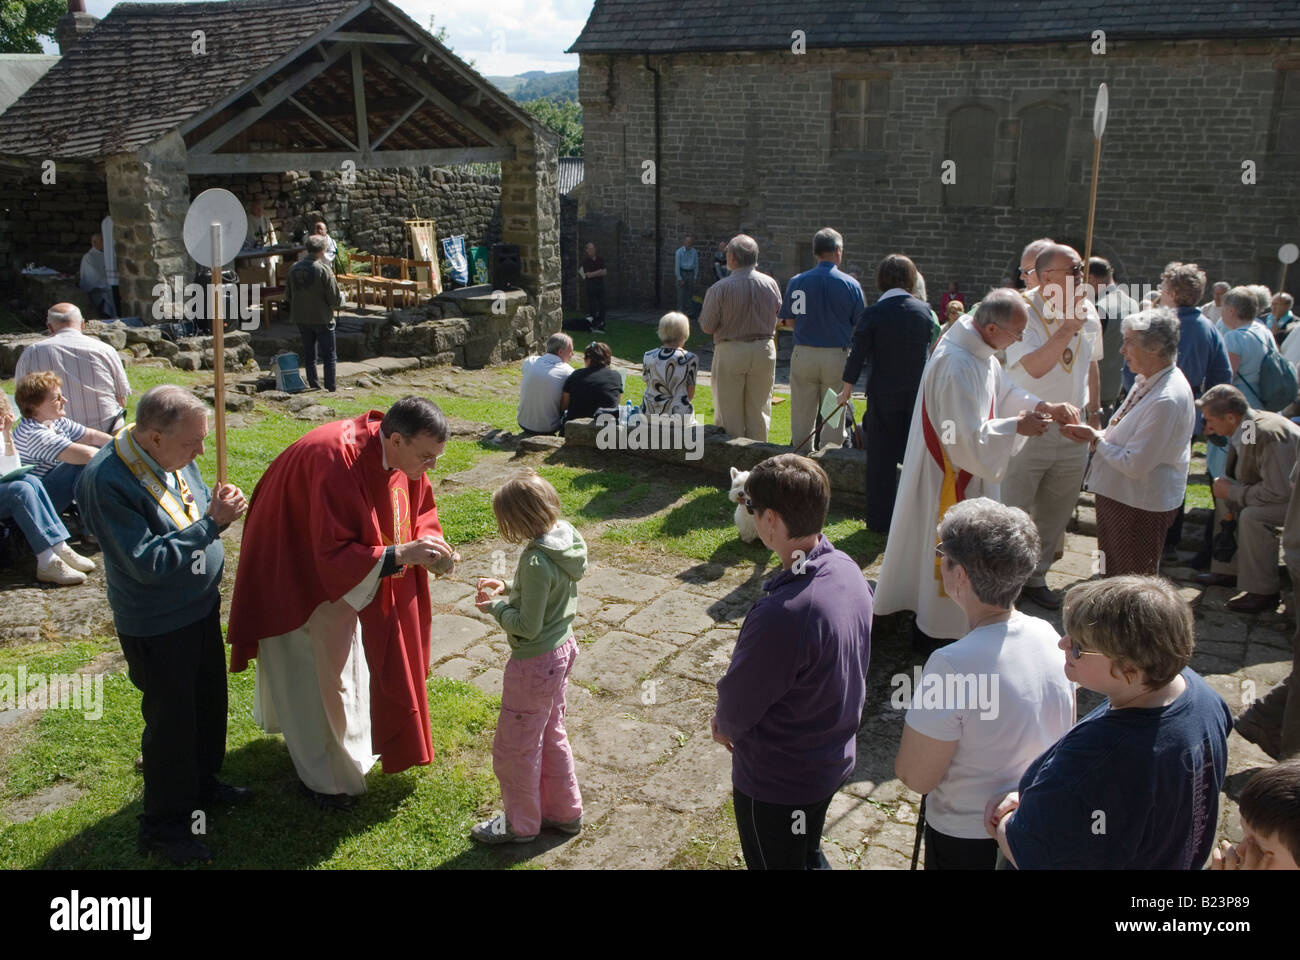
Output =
[
  {"x1": 189, "y1": 165, "x2": 503, "y2": 262},
  {"x1": 579, "y1": 39, "x2": 1300, "y2": 306},
  {"x1": 0, "y1": 163, "x2": 109, "y2": 278},
  {"x1": 501, "y1": 125, "x2": 564, "y2": 338}
]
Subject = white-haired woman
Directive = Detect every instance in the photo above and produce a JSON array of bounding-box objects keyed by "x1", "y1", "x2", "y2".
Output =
[
  {"x1": 641, "y1": 311, "x2": 698, "y2": 419},
  {"x1": 894, "y1": 497, "x2": 1073, "y2": 870},
  {"x1": 1063, "y1": 307, "x2": 1195, "y2": 575}
]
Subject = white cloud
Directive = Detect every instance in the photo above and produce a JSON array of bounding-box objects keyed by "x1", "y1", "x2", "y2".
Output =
[{"x1": 62, "y1": 0, "x2": 594, "y2": 76}]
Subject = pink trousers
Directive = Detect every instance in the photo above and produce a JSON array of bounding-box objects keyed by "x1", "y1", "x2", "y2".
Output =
[{"x1": 492, "y1": 635, "x2": 583, "y2": 836}]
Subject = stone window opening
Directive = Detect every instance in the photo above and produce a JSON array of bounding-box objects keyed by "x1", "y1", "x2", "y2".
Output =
[
  {"x1": 831, "y1": 74, "x2": 889, "y2": 152},
  {"x1": 944, "y1": 104, "x2": 998, "y2": 206}
]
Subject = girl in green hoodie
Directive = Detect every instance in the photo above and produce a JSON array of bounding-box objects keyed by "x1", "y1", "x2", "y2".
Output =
[{"x1": 471, "y1": 470, "x2": 587, "y2": 844}]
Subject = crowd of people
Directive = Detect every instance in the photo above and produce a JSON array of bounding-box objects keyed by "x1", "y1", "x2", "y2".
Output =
[{"x1": 5, "y1": 223, "x2": 1300, "y2": 871}]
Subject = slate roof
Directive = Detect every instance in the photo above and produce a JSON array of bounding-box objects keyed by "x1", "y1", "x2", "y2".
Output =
[
  {"x1": 558, "y1": 156, "x2": 584, "y2": 195},
  {"x1": 569, "y1": 0, "x2": 1300, "y2": 53},
  {"x1": 0, "y1": 55, "x2": 58, "y2": 116},
  {"x1": 0, "y1": 0, "x2": 359, "y2": 158}
]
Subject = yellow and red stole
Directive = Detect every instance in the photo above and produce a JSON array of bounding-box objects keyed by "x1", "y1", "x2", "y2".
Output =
[
  {"x1": 921, "y1": 396, "x2": 992, "y2": 595},
  {"x1": 114, "y1": 424, "x2": 202, "y2": 530}
]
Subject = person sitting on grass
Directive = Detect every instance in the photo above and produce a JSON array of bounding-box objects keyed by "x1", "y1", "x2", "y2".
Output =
[
  {"x1": 472, "y1": 470, "x2": 587, "y2": 844},
  {"x1": 1210, "y1": 759, "x2": 1300, "y2": 870},
  {"x1": 12, "y1": 371, "x2": 111, "y2": 513},
  {"x1": 561, "y1": 341, "x2": 623, "y2": 422},
  {"x1": 0, "y1": 392, "x2": 96, "y2": 585},
  {"x1": 986, "y1": 575, "x2": 1231, "y2": 869}
]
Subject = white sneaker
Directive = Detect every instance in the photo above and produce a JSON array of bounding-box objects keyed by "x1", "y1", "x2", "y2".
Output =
[
  {"x1": 55, "y1": 541, "x2": 95, "y2": 573},
  {"x1": 36, "y1": 555, "x2": 87, "y2": 586}
]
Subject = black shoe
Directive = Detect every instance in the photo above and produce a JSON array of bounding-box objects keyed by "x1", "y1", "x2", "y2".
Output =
[
  {"x1": 1194, "y1": 572, "x2": 1237, "y2": 588},
  {"x1": 299, "y1": 780, "x2": 359, "y2": 811},
  {"x1": 1019, "y1": 584, "x2": 1061, "y2": 610},
  {"x1": 200, "y1": 780, "x2": 254, "y2": 807},
  {"x1": 138, "y1": 831, "x2": 213, "y2": 865}
]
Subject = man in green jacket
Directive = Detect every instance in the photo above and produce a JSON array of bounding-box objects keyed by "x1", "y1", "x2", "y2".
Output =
[{"x1": 286, "y1": 235, "x2": 343, "y2": 391}]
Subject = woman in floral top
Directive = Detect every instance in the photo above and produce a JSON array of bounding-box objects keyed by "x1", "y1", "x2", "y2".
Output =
[{"x1": 641, "y1": 312, "x2": 698, "y2": 419}]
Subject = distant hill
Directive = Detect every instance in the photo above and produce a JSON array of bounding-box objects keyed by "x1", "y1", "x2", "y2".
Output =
[{"x1": 486, "y1": 70, "x2": 577, "y2": 103}]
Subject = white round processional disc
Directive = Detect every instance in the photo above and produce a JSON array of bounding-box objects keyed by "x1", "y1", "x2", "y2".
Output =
[{"x1": 183, "y1": 188, "x2": 248, "y2": 267}]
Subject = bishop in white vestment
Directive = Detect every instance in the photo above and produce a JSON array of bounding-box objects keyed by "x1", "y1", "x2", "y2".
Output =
[{"x1": 874, "y1": 289, "x2": 1080, "y2": 640}]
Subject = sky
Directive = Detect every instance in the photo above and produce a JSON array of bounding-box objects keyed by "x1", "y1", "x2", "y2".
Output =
[{"x1": 46, "y1": 0, "x2": 595, "y2": 75}]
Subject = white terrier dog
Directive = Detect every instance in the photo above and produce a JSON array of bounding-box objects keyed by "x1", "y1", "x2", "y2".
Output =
[{"x1": 728, "y1": 467, "x2": 759, "y2": 543}]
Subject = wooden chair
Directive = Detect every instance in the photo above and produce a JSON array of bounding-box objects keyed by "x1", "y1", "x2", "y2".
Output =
[
  {"x1": 363, "y1": 256, "x2": 416, "y2": 311},
  {"x1": 335, "y1": 253, "x2": 372, "y2": 310},
  {"x1": 405, "y1": 259, "x2": 436, "y2": 303}
]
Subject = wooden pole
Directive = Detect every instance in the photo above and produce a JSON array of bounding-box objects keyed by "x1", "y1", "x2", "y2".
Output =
[
  {"x1": 1083, "y1": 134, "x2": 1102, "y2": 271},
  {"x1": 210, "y1": 222, "x2": 227, "y2": 485}
]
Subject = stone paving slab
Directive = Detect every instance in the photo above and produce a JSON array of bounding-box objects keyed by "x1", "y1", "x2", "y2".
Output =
[
  {"x1": 572, "y1": 716, "x2": 680, "y2": 769},
  {"x1": 470, "y1": 667, "x2": 504, "y2": 696},
  {"x1": 557, "y1": 802, "x2": 695, "y2": 870},
  {"x1": 428, "y1": 614, "x2": 491, "y2": 665},
  {"x1": 623, "y1": 591, "x2": 725, "y2": 637},
  {"x1": 570, "y1": 631, "x2": 676, "y2": 693},
  {"x1": 635, "y1": 730, "x2": 734, "y2": 813},
  {"x1": 580, "y1": 565, "x2": 674, "y2": 603},
  {"x1": 434, "y1": 657, "x2": 476, "y2": 682},
  {"x1": 664, "y1": 629, "x2": 738, "y2": 685}
]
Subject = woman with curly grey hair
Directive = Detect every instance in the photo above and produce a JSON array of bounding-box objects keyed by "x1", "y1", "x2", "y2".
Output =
[{"x1": 1064, "y1": 307, "x2": 1195, "y2": 575}]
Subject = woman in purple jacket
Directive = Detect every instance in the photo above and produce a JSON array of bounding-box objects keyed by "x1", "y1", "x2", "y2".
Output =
[{"x1": 711, "y1": 453, "x2": 873, "y2": 869}]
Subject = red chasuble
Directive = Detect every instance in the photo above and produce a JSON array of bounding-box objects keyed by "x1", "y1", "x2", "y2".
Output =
[{"x1": 227, "y1": 412, "x2": 441, "y2": 773}]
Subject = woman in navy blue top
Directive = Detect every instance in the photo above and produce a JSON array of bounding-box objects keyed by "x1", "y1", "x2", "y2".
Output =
[{"x1": 987, "y1": 575, "x2": 1231, "y2": 869}]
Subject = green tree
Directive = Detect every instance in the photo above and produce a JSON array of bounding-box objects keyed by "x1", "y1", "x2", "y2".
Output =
[
  {"x1": 427, "y1": 14, "x2": 475, "y2": 69},
  {"x1": 0, "y1": 0, "x2": 63, "y2": 53},
  {"x1": 523, "y1": 96, "x2": 583, "y2": 157}
]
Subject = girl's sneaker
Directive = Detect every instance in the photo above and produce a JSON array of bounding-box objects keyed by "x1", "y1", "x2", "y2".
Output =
[{"x1": 470, "y1": 814, "x2": 536, "y2": 844}]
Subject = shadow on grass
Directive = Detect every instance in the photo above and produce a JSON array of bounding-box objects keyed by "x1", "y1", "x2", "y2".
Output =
[{"x1": 33, "y1": 739, "x2": 416, "y2": 870}]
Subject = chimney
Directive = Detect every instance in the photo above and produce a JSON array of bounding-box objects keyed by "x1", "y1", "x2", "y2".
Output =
[{"x1": 55, "y1": 0, "x2": 99, "y2": 56}]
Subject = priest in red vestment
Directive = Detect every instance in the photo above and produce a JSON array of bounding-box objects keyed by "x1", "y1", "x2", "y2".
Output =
[{"x1": 227, "y1": 397, "x2": 458, "y2": 808}]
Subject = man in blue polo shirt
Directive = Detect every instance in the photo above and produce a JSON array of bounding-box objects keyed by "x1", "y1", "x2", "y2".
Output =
[{"x1": 779, "y1": 228, "x2": 865, "y2": 453}]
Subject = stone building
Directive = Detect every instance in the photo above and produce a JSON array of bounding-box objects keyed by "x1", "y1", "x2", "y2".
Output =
[
  {"x1": 570, "y1": 1, "x2": 1300, "y2": 307},
  {"x1": 0, "y1": 0, "x2": 558, "y2": 342}
]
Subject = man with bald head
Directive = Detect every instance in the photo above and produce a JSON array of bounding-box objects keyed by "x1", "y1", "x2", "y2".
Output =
[
  {"x1": 1203, "y1": 281, "x2": 1231, "y2": 325},
  {"x1": 1000, "y1": 242, "x2": 1102, "y2": 609},
  {"x1": 1017, "y1": 237, "x2": 1055, "y2": 293},
  {"x1": 699, "y1": 235, "x2": 782, "y2": 441},
  {"x1": 875, "y1": 288, "x2": 1080, "y2": 648},
  {"x1": 15, "y1": 303, "x2": 130, "y2": 433}
]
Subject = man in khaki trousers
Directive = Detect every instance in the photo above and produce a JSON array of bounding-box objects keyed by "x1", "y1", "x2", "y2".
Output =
[
  {"x1": 700, "y1": 235, "x2": 782, "y2": 441},
  {"x1": 779, "y1": 228, "x2": 863, "y2": 453}
]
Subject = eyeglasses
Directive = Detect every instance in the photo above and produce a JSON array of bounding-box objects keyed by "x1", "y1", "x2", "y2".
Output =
[
  {"x1": 1066, "y1": 637, "x2": 1106, "y2": 660},
  {"x1": 934, "y1": 542, "x2": 946, "y2": 559}
]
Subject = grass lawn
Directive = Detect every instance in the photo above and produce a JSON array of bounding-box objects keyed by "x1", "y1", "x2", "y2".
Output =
[{"x1": 0, "y1": 638, "x2": 513, "y2": 869}]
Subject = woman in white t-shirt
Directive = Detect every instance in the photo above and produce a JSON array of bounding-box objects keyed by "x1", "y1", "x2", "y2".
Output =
[{"x1": 894, "y1": 497, "x2": 1074, "y2": 870}]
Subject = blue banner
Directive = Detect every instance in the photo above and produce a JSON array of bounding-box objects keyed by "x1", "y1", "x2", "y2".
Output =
[{"x1": 442, "y1": 235, "x2": 468, "y2": 286}]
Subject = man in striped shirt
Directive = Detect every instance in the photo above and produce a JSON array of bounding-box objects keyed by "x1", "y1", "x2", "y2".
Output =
[{"x1": 15, "y1": 303, "x2": 131, "y2": 434}]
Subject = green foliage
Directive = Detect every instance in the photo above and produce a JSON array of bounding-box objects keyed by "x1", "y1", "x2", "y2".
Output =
[
  {"x1": 0, "y1": 0, "x2": 62, "y2": 53},
  {"x1": 523, "y1": 97, "x2": 583, "y2": 157},
  {"x1": 514, "y1": 71, "x2": 578, "y2": 103}
]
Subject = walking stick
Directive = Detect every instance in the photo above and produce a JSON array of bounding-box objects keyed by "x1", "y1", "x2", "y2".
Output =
[{"x1": 910, "y1": 794, "x2": 927, "y2": 870}]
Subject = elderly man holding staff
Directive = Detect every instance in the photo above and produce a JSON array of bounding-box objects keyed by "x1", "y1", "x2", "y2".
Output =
[
  {"x1": 1064, "y1": 307, "x2": 1195, "y2": 576},
  {"x1": 76, "y1": 385, "x2": 251, "y2": 865}
]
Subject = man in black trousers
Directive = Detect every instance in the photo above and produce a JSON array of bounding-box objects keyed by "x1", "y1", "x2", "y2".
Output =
[{"x1": 839, "y1": 254, "x2": 935, "y2": 533}]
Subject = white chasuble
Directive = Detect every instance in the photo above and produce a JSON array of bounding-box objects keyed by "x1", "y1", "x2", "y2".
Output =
[
  {"x1": 873, "y1": 316, "x2": 1041, "y2": 639},
  {"x1": 253, "y1": 558, "x2": 384, "y2": 796}
]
